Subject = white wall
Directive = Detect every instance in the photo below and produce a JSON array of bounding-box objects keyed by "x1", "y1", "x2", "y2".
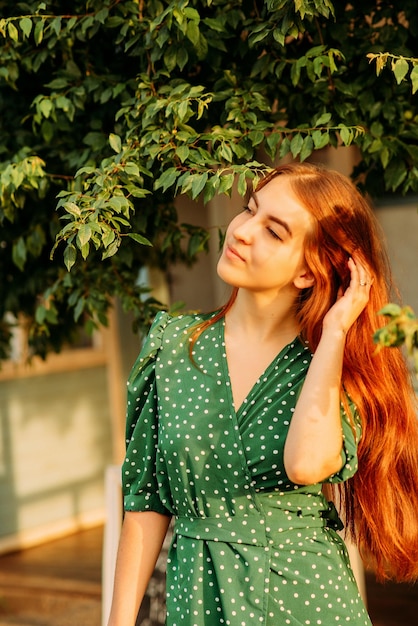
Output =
[
  {"x1": 0, "y1": 366, "x2": 113, "y2": 551},
  {"x1": 375, "y1": 198, "x2": 418, "y2": 313}
]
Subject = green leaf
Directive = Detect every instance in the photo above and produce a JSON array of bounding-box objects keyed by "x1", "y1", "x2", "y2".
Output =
[
  {"x1": 410, "y1": 65, "x2": 418, "y2": 94},
  {"x1": 45, "y1": 77, "x2": 69, "y2": 89},
  {"x1": 328, "y1": 49, "x2": 339, "y2": 73},
  {"x1": 219, "y1": 143, "x2": 233, "y2": 162},
  {"x1": 392, "y1": 58, "x2": 409, "y2": 85},
  {"x1": 279, "y1": 137, "x2": 291, "y2": 158},
  {"x1": 155, "y1": 167, "x2": 179, "y2": 192},
  {"x1": 50, "y1": 16, "x2": 61, "y2": 36},
  {"x1": 35, "y1": 305, "x2": 46, "y2": 324},
  {"x1": 178, "y1": 100, "x2": 189, "y2": 121},
  {"x1": 108, "y1": 196, "x2": 129, "y2": 213},
  {"x1": 290, "y1": 133, "x2": 303, "y2": 157},
  {"x1": 186, "y1": 20, "x2": 200, "y2": 46},
  {"x1": 380, "y1": 147, "x2": 390, "y2": 169},
  {"x1": 176, "y1": 145, "x2": 190, "y2": 163},
  {"x1": 184, "y1": 7, "x2": 200, "y2": 21},
  {"x1": 315, "y1": 112, "x2": 331, "y2": 126},
  {"x1": 203, "y1": 176, "x2": 219, "y2": 204},
  {"x1": 379, "y1": 304, "x2": 402, "y2": 318},
  {"x1": 64, "y1": 244, "x2": 77, "y2": 272},
  {"x1": 95, "y1": 8, "x2": 109, "y2": 24},
  {"x1": 248, "y1": 130, "x2": 265, "y2": 147},
  {"x1": 19, "y1": 17, "x2": 32, "y2": 38},
  {"x1": 56, "y1": 94, "x2": 73, "y2": 113},
  {"x1": 187, "y1": 232, "x2": 206, "y2": 257},
  {"x1": 218, "y1": 173, "x2": 234, "y2": 195},
  {"x1": 272, "y1": 28, "x2": 285, "y2": 46},
  {"x1": 80, "y1": 241, "x2": 90, "y2": 260},
  {"x1": 312, "y1": 130, "x2": 329, "y2": 149},
  {"x1": 385, "y1": 159, "x2": 407, "y2": 191},
  {"x1": 126, "y1": 184, "x2": 149, "y2": 198},
  {"x1": 339, "y1": 126, "x2": 352, "y2": 146},
  {"x1": 368, "y1": 138, "x2": 383, "y2": 154},
  {"x1": 39, "y1": 98, "x2": 53, "y2": 118},
  {"x1": 8, "y1": 22, "x2": 19, "y2": 42},
  {"x1": 191, "y1": 172, "x2": 208, "y2": 200},
  {"x1": 34, "y1": 19, "x2": 44, "y2": 45},
  {"x1": 101, "y1": 239, "x2": 120, "y2": 259},
  {"x1": 127, "y1": 233, "x2": 152, "y2": 246},
  {"x1": 123, "y1": 163, "x2": 141, "y2": 177},
  {"x1": 299, "y1": 135, "x2": 314, "y2": 162},
  {"x1": 64, "y1": 202, "x2": 81, "y2": 217},
  {"x1": 237, "y1": 171, "x2": 247, "y2": 197},
  {"x1": 266, "y1": 132, "x2": 281, "y2": 159},
  {"x1": 12, "y1": 237, "x2": 27, "y2": 271},
  {"x1": 290, "y1": 61, "x2": 301, "y2": 87},
  {"x1": 109, "y1": 133, "x2": 122, "y2": 153},
  {"x1": 164, "y1": 46, "x2": 177, "y2": 72},
  {"x1": 177, "y1": 47, "x2": 188, "y2": 71},
  {"x1": 102, "y1": 228, "x2": 115, "y2": 248},
  {"x1": 202, "y1": 17, "x2": 224, "y2": 33},
  {"x1": 77, "y1": 223, "x2": 92, "y2": 247},
  {"x1": 74, "y1": 297, "x2": 85, "y2": 322}
]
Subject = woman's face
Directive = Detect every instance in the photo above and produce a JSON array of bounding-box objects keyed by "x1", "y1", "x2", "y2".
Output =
[{"x1": 217, "y1": 175, "x2": 314, "y2": 296}]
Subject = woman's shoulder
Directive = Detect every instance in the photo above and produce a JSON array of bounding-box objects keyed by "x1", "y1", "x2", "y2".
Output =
[
  {"x1": 135, "y1": 310, "x2": 219, "y2": 367},
  {"x1": 157, "y1": 309, "x2": 219, "y2": 340},
  {"x1": 128, "y1": 311, "x2": 205, "y2": 377}
]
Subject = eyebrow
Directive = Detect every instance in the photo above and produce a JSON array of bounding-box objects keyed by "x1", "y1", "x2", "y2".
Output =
[{"x1": 251, "y1": 192, "x2": 293, "y2": 237}]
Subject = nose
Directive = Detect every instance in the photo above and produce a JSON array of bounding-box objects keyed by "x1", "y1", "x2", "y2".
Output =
[{"x1": 231, "y1": 216, "x2": 253, "y2": 244}]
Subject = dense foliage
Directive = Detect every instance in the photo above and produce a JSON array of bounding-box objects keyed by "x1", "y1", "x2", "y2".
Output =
[
  {"x1": 1, "y1": 0, "x2": 417, "y2": 360},
  {"x1": 374, "y1": 305, "x2": 418, "y2": 376}
]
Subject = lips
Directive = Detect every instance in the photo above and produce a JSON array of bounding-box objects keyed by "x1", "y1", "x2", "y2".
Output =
[{"x1": 225, "y1": 244, "x2": 245, "y2": 262}]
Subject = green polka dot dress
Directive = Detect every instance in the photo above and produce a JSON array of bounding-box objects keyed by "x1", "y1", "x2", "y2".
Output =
[{"x1": 123, "y1": 312, "x2": 372, "y2": 626}]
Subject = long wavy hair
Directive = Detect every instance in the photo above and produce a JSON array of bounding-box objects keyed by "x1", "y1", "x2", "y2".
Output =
[{"x1": 194, "y1": 162, "x2": 418, "y2": 582}]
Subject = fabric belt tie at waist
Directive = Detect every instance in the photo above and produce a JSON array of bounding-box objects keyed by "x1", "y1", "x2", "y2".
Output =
[
  {"x1": 174, "y1": 501, "x2": 343, "y2": 546},
  {"x1": 321, "y1": 500, "x2": 344, "y2": 531},
  {"x1": 174, "y1": 515, "x2": 268, "y2": 546}
]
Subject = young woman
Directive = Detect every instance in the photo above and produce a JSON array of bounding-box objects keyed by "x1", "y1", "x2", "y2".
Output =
[{"x1": 108, "y1": 163, "x2": 418, "y2": 626}]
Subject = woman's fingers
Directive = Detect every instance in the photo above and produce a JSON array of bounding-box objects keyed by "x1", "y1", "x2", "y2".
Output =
[
  {"x1": 324, "y1": 256, "x2": 373, "y2": 333},
  {"x1": 348, "y1": 255, "x2": 373, "y2": 291}
]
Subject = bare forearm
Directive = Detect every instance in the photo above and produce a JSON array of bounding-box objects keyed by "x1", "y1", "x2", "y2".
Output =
[
  {"x1": 107, "y1": 510, "x2": 171, "y2": 626},
  {"x1": 284, "y1": 326, "x2": 346, "y2": 484}
]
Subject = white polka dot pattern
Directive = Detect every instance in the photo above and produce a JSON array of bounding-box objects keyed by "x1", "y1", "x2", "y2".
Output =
[{"x1": 123, "y1": 312, "x2": 371, "y2": 625}]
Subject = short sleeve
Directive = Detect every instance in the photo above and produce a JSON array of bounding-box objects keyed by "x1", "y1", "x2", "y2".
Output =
[
  {"x1": 325, "y1": 400, "x2": 362, "y2": 484},
  {"x1": 122, "y1": 311, "x2": 172, "y2": 515}
]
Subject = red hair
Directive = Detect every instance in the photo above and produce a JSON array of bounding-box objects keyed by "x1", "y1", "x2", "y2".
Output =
[
  {"x1": 196, "y1": 162, "x2": 418, "y2": 582},
  {"x1": 271, "y1": 163, "x2": 418, "y2": 582}
]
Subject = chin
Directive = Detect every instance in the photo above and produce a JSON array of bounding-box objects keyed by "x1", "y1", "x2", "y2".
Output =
[{"x1": 217, "y1": 254, "x2": 248, "y2": 290}]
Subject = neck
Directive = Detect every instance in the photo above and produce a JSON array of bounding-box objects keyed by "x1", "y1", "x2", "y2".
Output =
[{"x1": 225, "y1": 288, "x2": 300, "y2": 342}]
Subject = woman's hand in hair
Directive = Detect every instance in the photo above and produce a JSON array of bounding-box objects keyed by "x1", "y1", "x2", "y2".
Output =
[
  {"x1": 285, "y1": 255, "x2": 373, "y2": 484},
  {"x1": 323, "y1": 255, "x2": 372, "y2": 335}
]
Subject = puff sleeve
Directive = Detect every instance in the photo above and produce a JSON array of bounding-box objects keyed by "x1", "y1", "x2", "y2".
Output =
[
  {"x1": 325, "y1": 401, "x2": 362, "y2": 484},
  {"x1": 122, "y1": 311, "x2": 171, "y2": 515}
]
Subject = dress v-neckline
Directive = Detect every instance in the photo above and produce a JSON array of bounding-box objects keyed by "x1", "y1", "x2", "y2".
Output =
[{"x1": 219, "y1": 318, "x2": 298, "y2": 416}]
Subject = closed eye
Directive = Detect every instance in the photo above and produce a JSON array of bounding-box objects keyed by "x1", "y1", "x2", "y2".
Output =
[{"x1": 267, "y1": 227, "x2": 282, "y2": 240}]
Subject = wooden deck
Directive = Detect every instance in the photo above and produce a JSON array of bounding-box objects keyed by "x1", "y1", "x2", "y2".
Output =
[{"x1": 0, "y1": 525, "x2": 416, "y2": 625}]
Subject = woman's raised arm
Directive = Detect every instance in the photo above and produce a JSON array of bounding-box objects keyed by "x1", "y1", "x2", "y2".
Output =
[{"x1": 284, "y1": 257, "x2": 372, "y2": 485}]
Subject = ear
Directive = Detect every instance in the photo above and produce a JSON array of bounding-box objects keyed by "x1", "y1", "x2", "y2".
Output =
[{"x1": 293, "y1": 267, "x2": 315, "y2": 290}]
